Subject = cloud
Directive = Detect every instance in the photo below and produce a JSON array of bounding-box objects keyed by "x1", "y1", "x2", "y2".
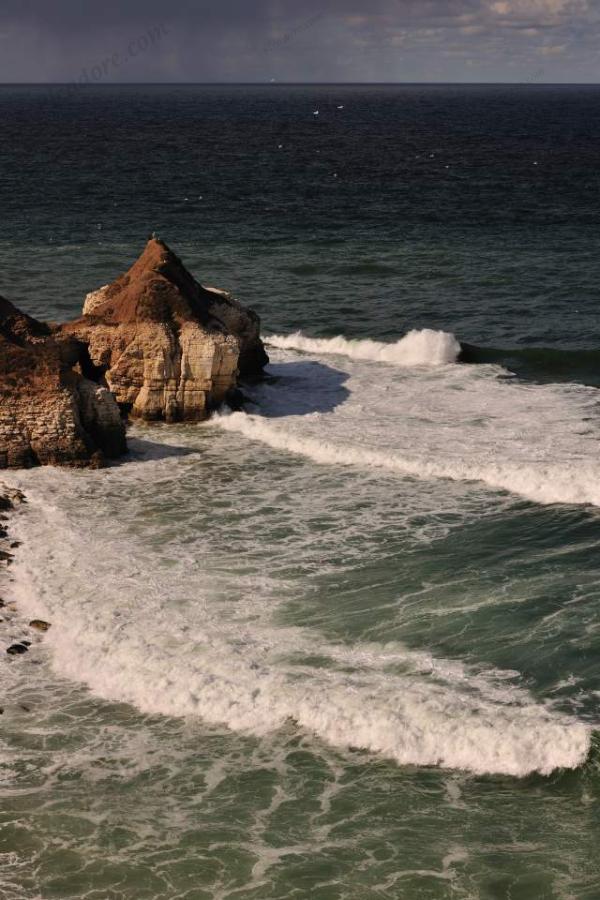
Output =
[
  {"x1": 0, "y1": 0, "x2": 598, "y2": 82},
  {"x1": 487, "y1": 0, "x2": 591, "y2": 23},
  {"x1": 539, "y1": 41, "x2": 568, "y2": 51}
]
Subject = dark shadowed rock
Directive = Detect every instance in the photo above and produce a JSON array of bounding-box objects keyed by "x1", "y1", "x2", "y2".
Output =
[
  {"x1": 0, "y1": 297, "x2": 126, "y2": 469},
  {"x1": 224, "y1": 387, "x2": 250, "y2": 411}
]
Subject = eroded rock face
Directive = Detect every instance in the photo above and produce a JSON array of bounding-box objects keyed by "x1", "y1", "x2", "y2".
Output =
[
  {"x1": 0, "y1": 296, "x2": 126, "y2": 469},
  {"x1": 0, "y1": 237, "x2": 268, "y2": 469},
  {"x1": 203, "y1": 284, "x2": 269, "y2": 382},
  {"x1": 62, "y1": 238, "x2": 268, "y2": 422}
]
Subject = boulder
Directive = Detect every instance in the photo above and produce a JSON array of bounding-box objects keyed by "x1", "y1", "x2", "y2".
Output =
[
  {"x1": 0, "y1": 487, "x2": 25, "y2": 510},
  {"x1": 0, "y1": 296, "x2": 126, "y2": 469},
  {"x1": 61, "y1": 238, "x2": 268, "y2": 423}
]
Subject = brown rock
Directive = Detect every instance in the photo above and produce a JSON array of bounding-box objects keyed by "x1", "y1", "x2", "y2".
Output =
[
  {"x1": 0, "y1": 487, "x2": 25, "y2": 511},
  {"x1": 0, "y1": 297, "x2": 127, "y2": 469},
  {"x1": 29, "y1": 619, "x2": 51, "y2": 632},
  {"x1": 61, "y1": 238, "x2": 268, "y2": 423}
]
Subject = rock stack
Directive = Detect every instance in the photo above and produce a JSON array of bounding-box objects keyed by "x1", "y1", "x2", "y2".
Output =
[
  {"x1": 61, "y1": 238, "x2": 268, "y2": 423},
  {"x1": 0, "y1": 238, "x2": 268, "y2": 469}
]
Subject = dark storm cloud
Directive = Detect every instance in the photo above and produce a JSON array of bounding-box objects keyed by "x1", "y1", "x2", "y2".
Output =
[
  {"x1": 0, "y1": 1, "x2": 599, "y2": 82},
  {"x1": 0, "y1": 0, "x2": 273, "y2": 28}
]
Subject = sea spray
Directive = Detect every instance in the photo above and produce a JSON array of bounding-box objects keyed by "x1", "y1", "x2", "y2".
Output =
[{"x1": 266, "y1": 329, "x2": 461, "y2": 366}]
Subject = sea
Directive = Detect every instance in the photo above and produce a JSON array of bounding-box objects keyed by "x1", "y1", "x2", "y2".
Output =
[{"x1": 1, "y1": 84, "x2": 600, "y2": 900}]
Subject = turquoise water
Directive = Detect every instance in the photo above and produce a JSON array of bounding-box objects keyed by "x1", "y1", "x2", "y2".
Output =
[{"x1": 2, "y1": 85, "x2": 600, "y2": 899}]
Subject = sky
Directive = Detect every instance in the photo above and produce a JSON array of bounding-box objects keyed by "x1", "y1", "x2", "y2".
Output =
[{"x1": 0, "y1": 0, "x2": 598, "y2": 83}]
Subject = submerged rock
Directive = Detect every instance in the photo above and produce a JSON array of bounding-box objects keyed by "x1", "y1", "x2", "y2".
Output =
[
  {"x1": 61, "y1": 238, "x2": 268, "y2": 423},
  {"x1": 0, "y1": 488, "x2": 25, "y2": 510},
  {"x1": 0, "y1": 298, "x2": 127, "y2": 469},
  {"x1": 29, "y1": 619, "x2": 51, "y2": 632},
  {"x1": 6, "y1": 642, "x2": 28, "y2": 655}
]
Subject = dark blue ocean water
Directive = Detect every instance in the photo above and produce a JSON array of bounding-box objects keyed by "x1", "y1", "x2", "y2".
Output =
[
  {"x1": 2, "y1": 84, "x2": 600, "y2": 349},
  {"x1": 2, "y1": 86, "x2": 600, "y2": 900}
]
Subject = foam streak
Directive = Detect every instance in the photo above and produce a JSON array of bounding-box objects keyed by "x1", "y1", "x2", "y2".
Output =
[{"x1": 217, "y1": 412, "x2": 600, "y2": 507}]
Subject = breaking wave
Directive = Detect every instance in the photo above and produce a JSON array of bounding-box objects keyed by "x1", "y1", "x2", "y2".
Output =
[
  {"x1": 217, "y1": 411, "x2": 600, "y2": 507},
  {"x1": 266, "y1": 329, "x2": 461, "y2": 366},
  {"x1": 4, "y1": 484, "x2": 591, "y2": 778},
  {"x1": 3, "y1": 328, "x2": 599, "y2": 781}
]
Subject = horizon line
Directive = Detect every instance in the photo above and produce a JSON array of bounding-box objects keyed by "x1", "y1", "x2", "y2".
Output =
[{"x1": 1, "y1": 80, "x2": 600, "y2": 87}]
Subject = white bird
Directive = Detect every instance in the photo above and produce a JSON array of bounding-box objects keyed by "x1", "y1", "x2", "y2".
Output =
[
  {"x1": 313, "y1": 110, "x2": 319, "y2": 116},
  {"x1": 337, "y1": 105, "x2": 344, "y2": 109}
]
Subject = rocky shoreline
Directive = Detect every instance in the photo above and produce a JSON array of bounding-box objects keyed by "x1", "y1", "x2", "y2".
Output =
[
  {"x1": 0, "y1": 237, "x2": 270, "y2": 668},
  {"x1": 0, "y1": 485, "x2": 50, "y2": 665},
  {"x1": 0, "y1": 237, "x2": 268, "y2": 471}
]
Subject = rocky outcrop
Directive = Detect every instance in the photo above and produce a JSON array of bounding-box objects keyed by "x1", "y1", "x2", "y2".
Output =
[
  {"x1": 0, "y1": 297, "x2": 126, "y2": 469},
  {"x1": 0, "y1": 237, "x2": 268, "y2": 469},
  {"x1": 0, "y1": 483, "x2": 51, "y2": 660},
  {"x1": 0, "y1": 484, "x2": 25, "y2": 575},
  {"x1": 61, "y1": 238, "x2": 268, "y2": 423}
]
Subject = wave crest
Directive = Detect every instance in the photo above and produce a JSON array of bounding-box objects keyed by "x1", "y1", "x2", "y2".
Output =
[
  {"x1": 5, "y1": 492, "x2": 591, "y2": 778},
  {"x1": 266, "y1": 329, "x2": 461, "y2": 366},
  {"x1": 217, "y1": 412, "x2": 600, "y2": 508}
]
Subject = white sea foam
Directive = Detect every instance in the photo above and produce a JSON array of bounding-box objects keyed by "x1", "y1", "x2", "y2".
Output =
[
  {"x1": 223, "y1": 340, "x2": 600, "y2": 507},
  {"x1": 1, "y1": 474, "x2": 591, "y2": 778},
  {"x1": 266, "y1": 329, "x2": 461, "y2": 366},
  {"x1": 217, "y1": 410, "x2": 600, "y2": 507},
  {"x1": 2, "y1": 330, "x2": 598, "y2": 779}
]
